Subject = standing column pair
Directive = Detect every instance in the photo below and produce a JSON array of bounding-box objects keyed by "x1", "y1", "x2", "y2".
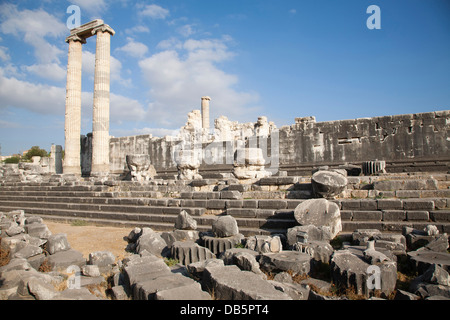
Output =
[{"x1": 63, "y1": 24, "x2": 114, "y2": 176}]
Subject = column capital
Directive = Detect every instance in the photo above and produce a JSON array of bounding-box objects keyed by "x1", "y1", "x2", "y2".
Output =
[
  {"x1": 65, "y1": 34, "x2": 87, "y2": 44},
  {"x1": 92, "y1": 24, "x2": 115, "y2": 36},
  {"x1": 201, "y1": 96, "x2": 211, "y2": 101}
]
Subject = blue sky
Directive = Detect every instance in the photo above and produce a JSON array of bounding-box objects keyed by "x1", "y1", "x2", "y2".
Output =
[{"x1": 0, "y1": 0, "x2": 449, "y2": 156}]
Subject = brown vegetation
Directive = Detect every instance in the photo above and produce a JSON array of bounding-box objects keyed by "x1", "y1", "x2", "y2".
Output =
[{"x1": 0, "y1": 237, "x2": 11, "y2": 267}]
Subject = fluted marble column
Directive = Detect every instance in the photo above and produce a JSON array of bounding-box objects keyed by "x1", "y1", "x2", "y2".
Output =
[
  {"x1": 91, "y1": 25, "x2": 115, "y2": 175},
  {"x1": 63, "y1": 35, "x2": 86, "y2": 175},
  {"x1": 201, "y1": 96, "x2": 211, "y2": 130}
]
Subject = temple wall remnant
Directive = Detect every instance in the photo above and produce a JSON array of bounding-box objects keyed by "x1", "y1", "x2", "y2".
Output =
[{"x1": 96, "y1": 110, "x2": 448, "y2": 176}]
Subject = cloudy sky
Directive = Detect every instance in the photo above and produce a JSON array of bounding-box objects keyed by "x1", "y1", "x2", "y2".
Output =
[{"x1": 0, "y1": 0, "x2": 449, "y2": 156}]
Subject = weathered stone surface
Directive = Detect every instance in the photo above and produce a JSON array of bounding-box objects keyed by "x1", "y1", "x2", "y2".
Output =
[
  {"x1": 170, "y1": 241, "x2": 216, "y2": 265},
  {"x1": 220, "y1": 190, "x2": 243, "y2": 200},
  {"x1": 420, "y1": 234, "x2": 450, "y2": 252},
  {"x1": 176, "y1": 149, "x2": 202, "y2": 180},
  {"x1": 245, "y1": 235, "x2": 283, "y2": 253},
  {"x1": 88, "y1": 251, "x2": 115, "y2": 267},
  {"x1": 203, "y1": 265, "x2": 291, "y2": 300},
  {"x1": 405, "y1": 231, "x2": 436, "y2": 251},
  {"x1": 362, "y1": 160, "x2": 386, "y2": 175},
  {"x1": 26, "y1": 277, "x2": 58, "y2": 300},
  {"x1": 259, "y1": 251, "x2": 312, "y2": 276},
  {"x1": 126, "y1": 227, "x2": 142, "y2": 243},
  {"x1": 5, "y1": 223, "x2": 24, "y2": 237},
  {"x1": 311, "y1": 170, "x2": 347, "y2": 198},
  {"x1": 330, "y1": 249, "x2": 397, "y2": 297},
  {"x1": 134, "y1": 273, "x2": 208, "y2": 300},
  {"x1": 232, "y1": 251, "x2": 265, "y2": 276},
  {"x1": 161, "y1": 229, "x2": 200, "y2": 249},
  {"x1": 27, "y1": 253, "x2": 46, "y2": 270},
  {"x1": 135, "y1": 228, "x2": 169, "y2": 257},
  {"x1": 174, "y1": 210, "x2": 197, "y2": 230},
  {"x1": 46, "y1": 249, "x2": 85, "y2": 271},
  {"x1": 154, "y1": 284, "x2": 211, "y2": 300},
  {"x1": 352, "y1": 229, "x2": 382, "y2": 245},
  {"x1": 24, "y1": 223, "x2": 51, "y2": 239},
  {"x1": 414, "y1": 283, "x2": 450, "y2": 299},
  {"x1": 269, "y1": 280, "x2": 310, "y2": 300},
  {"x1": 47, "y1": 233, "x2": 70, "y2": 255},
  {"x1": 294, "y1": 199, "x2": 342, "y2": 238},
  {"x1": 12, "y1": 245, "x2": 42, "y2": 260},
  {"x1": 56, "y1": 287, "x2": 102, "y2": 300},
  {"x1": 374, "y1": 179, "x2": 438, "y2": 191},
  {"x1": 203, "y1": 234, "x2": 244, "y2": 255},
  {"x1": 111, "y1": 285, "x2": 129, "y2": 300},
  {"x1": 187, "y1": 258, "x2": 225, "y2": 280},
  {"x1": 122, "y1": 254, "x2": 172, "y2": 292},
  {"x1": 408, "y1": 250, "x2": 450, "y2": 274},
  {"x1": 232, "y1": 148, "x2": 272, "y2": 180},
  {"x1": 126, "y1": 154, "x2": 156, "y2": 182},
  {"x1": 0, "y1": 258, "x2": 32, "y2": 273},
  {"x1": 219, "y1": 248, "x2": 259, "y2": 264},
  {"x1": 293, "y1": 240, "x2": 334, "y2": 264},
  {"x1": 25, "y1": 216, "x2": 43, "y2": 225},
  {"x1": 419, "y1": 264, "x2": 450, "y2": 286},
  {"x1": 82, "y1": 265, "x2": 101, "y2": 277},
  {"x1": 287, "y1": 225, "x2": 333, "y2": 247},
  {"x1": 410, "y1": 264, "x2": 450, "y2": 299},
  {"x1": 212, "y1": 215, "x2": 239, "y2": 238}
]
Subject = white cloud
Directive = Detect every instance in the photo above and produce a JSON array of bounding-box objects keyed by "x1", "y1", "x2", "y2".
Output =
[
  {"x1": 23, "y1": 63, "x2": 66, "y2": 82},
  {"x1": 0, "y1": 46, "x2": 10, "y2": 61},
  {"x1": 289, "y1": 9, "x2": 297, "y2": 14},
  {"x1": 183, "y1": 37, "x2": 235, "y2": 62},
  {"x1": 156, "y1": 37, "x2": 183, "y2": 50},
  {"x1": 140, "y1": 4, "x2": 169, "y2": 19},
  {"x1": 125, "y1": 25, "x2": 150, "y2": 35},
  {"x1": 115, "y1": 38, "x2": 149, "y2": 58},
  {"x1": 138, "y1": 37, "x2": 260, "y2": 128},
  {"x1": 177, "y1": 24, "x2": 195, "y2": 37},
  {"x1": 0, "y1": 67, "x2": 65, "y2": 115},
  {"x1": 0, "y1": 4, "x2": 66, "y2": 38},
  {"x1": 110, "y1": 93, "x2": 146, "y2": 123},
  {"x1": 0, "y1": 4, "x2": 66, "y2": 64},
  {"x1": 0, "y1": 67, "x2": 144, "y2": 127},
  {"x1": 70, "y1": 0, "x2": 106, "y2": 16}
]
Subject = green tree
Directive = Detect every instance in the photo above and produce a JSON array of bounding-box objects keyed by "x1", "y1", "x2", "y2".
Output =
[
  {"x1": 3, "y1": 156, "x2": 20, "y2": 164},
  {"x1": 24, "y1": 146, "x2": 48, "y2": 161}
]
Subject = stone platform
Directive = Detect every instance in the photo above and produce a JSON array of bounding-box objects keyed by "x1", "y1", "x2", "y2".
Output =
[{"x1": 0, "y1": 172, "x2": 449, "y2": 236}]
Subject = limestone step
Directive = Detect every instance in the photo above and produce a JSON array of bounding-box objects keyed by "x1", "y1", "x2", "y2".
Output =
[
  {"x1": 0, "y1": 204, "x2": 288, "y2": 236},
  {"x1": 0, "y1": 200, "x2": 207, "y2": 216},
  {"x1": 1, "y1": 193, "x2": 447, "y2": 211},
  {"x1": 341, "y1": 220, "x2": 450, "y2": 233}
]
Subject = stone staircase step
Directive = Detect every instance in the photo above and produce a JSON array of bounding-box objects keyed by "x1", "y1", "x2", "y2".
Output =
[{"x1": 342, "y1": 220, "x2": 450, "y2": 233}]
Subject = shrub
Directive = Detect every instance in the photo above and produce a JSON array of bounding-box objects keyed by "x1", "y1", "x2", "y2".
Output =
[
  {"x1": 3, "y1": 156, "x2": 20, "y2": 164},
  {"x1": 24, "y1": 146, "x2": 48, "y2": 161}
]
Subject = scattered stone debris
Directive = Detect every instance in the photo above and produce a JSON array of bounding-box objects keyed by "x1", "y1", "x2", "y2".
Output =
[{"x1": 1, "y1": 207, "x2": 450, "y2": 300}]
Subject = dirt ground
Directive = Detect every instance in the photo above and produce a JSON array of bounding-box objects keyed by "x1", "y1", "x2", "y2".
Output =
[{"x1": 43, "y1": 220, "x2": 132, "y2": 262}]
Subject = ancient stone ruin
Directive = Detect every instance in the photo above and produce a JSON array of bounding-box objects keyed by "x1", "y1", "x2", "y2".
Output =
[{"x1": 0, "y1": 19, "x2": 449, "y2": 301}]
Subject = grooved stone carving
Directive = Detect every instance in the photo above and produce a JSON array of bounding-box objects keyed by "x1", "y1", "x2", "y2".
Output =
[{"x1": 170, "y1": 241, "x2": 215, "y2": 265}]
